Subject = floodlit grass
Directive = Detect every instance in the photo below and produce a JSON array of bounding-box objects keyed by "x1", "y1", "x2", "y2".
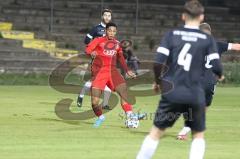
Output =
[{"x1": 0, "y1": 86, "x2": 240, "y2": 159}]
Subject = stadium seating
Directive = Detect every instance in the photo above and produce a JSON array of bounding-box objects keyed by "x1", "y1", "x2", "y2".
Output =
[
  {"x1": 0, "y1": 0, "x2": 240, "y2": 73},
  {"x1": 0, "y1": 38, "x2": 62, "y2": 74}
]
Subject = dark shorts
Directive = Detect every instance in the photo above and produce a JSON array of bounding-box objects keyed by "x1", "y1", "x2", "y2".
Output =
[
  {"x1": 154, "y1": 97, "x2": 206, "y2": 132},
  {"x1": 204, "y1": 83, "x2": 216, "y2": 107}
]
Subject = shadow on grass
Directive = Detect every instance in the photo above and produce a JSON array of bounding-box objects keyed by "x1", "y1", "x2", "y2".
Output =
[
  {"x1": 36, "y1": 118, "x2": 164, "y2": 134},
  {"x1": 130, "y1": 130, "x2": 177, "y2": 139}
]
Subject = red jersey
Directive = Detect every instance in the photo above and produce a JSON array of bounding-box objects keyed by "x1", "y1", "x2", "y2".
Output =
[{"x1": 85, "y1": 36, "x2": 128, "y2": 76}]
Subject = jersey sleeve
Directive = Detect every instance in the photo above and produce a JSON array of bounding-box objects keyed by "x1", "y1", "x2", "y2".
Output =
[
  {"x1": 207, "y1": 37, "x2": 223, "y2": 77},
  {"x1": 155, "y1": 31, "x2": 172, "y2": 64},
  {"x1": 84, "y1": 27, "x2": 97, "y2": 45},
  {"x1": 85, "y1": 38, "x2": 100, "y2": 55},
  {"x1": 154, "y1": 31, "x2": 172, "y2": 84},
  {"x1": 117, "y1": 47, "x2": 129, "y2": 72},
  {"x1": 217, "y1": 41, "x2": 229, "y2": 55}
]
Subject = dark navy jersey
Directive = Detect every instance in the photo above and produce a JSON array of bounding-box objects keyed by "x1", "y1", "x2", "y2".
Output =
[
  {"x1": 204, "y1": 41, "x2": 229, "y2": 84},
  {"x1": 155, "y1": 26, "x2": 222, "y2": 105},
  {"x1": 217, "y1": 41, "x2": 229, "y2": 55},
  {"x1": 84, "y1": 22, "x2": 106, "y2": 45}
]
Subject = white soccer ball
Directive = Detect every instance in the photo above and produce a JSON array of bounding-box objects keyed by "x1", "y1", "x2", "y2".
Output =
[{"x1": 125, "y1": 116, "x2": 140, "y2": 128}]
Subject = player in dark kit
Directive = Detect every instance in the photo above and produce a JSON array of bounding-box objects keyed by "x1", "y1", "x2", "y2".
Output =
[
  {"x1": 177, "y1": 22, "x2": 240, "y2": 140},
  {"x1": 85, "y1": 22, "x2": 144, "y2": 128},
  {"x1": 84, "y1": 9, "x2": 112, "y2": 44},
  {"x1": 136, "y1": 1, "x2": 224, "y2": 159},
  {"x1": 77, "y1": 9, "x2": 112, "y2": 108}
]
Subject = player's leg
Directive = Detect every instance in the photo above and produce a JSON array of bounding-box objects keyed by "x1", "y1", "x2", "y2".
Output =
[
  {"x1": 115, "y1": 83, "x2": 132, "y2": 115},
  {"x1": 77, "y1": 81, "x2": 92, "y2": 107},
  {"x1": 189, "y1": 131, "x2": 205, "y2": 159},
  {"x1": 136, "y1": 126, "x2": 164, "y2": 159},
  {"x1": 102, "y1": 86, "x2": 112, "y2": 110},
  {"x1": 137, "y1": 98, "x2": 181, "y2": 159},
  {"x1": 186, "y1": 104, "x2": 206, "y2": 159},
  {"x1": 115, "y1": 83, "x2": 145, "y2": 120},
  {"x1": 109, "y1": 71, "x2": 134, "y2": 115},
  {"x1": 205, "y1": 84, "x2": 216, "y2": 108},
  {"x1": 177, "y1": 84, "x2": 215, "y2": 140},
  {"x1": 177, "y1": 125, "x2": 191, "y2": 140},
  {"x1": 177, "y1": 114, "x2": 191, "y2": 140},
  {"x1": 91, "y1": 87, "x2": 105, "y2": 127},
  {"x1": 132, "y1": 60, "x2": 139, "y2": 75}
]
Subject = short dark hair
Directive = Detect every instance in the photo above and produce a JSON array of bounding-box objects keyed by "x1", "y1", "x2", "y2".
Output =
[
  {"x1": 183, "y1": 0, "x2": 204, "y2": 18},
  {"x1": 200, "y1": 23, "x2": 211, "y2": 32},
  {"x1": 102, "y1": 8, "x2": 112, "y2": 16},
  {"x1": 106, "y1": 22, "x2": 117, "y2": 29}
]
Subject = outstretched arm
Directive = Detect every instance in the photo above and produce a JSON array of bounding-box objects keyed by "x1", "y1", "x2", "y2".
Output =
[
  {"x1": 118, "y1": 51, "x2": 129, "y2": 72},
  {"x1": 217, "y1": 41, "x2": 240, "y2": 54},
  {"x1": 230, "y1": 43, "x2": 240, "y2": 51},
  {"x1": 118, "y1": 49, "x2": 136, "y2": 78}
]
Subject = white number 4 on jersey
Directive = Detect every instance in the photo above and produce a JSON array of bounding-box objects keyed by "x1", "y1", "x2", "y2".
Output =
[{"x1": 177, "y1": 43, "x2": 192, "y2": 71}]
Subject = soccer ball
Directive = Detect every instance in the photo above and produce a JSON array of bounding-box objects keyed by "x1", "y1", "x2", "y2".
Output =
[{"x1": 125, "y1": 116, "x2": 139, "y2": 128}]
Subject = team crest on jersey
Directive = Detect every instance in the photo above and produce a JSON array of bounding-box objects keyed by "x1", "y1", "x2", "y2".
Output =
[
  {"x1": 103, "y1": 49, "x2": 117, "y2": 56},
  {"x1": 104, "y1": 41, "x2": 117, "y2": 49},
  {"x1": 101, "y1": 41, "x2": 118, "y2": 56}
]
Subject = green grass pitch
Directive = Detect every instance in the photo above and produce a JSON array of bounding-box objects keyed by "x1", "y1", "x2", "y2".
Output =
[{"x1": 0, "y1": 86, "x2": 240, "y2": 159}]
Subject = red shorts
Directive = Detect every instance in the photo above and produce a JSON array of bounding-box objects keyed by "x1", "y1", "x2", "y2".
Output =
[{"x1": 92, "y1": 69, "x2": 125, "y2": 91}]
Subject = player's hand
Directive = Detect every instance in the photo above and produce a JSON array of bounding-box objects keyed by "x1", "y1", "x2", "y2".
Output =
[
  {"x1": 153, "y1": 82, "x2": 160, "y2": 93},
  {"x1": 126, "y1": 70, "x2": 136, "y2": 79},
  {"x1": 232, "y1": 43, "x2": 240, "y2": 51},
  {"x1": 90, "y1": 52, "x2": 97, "y2": 58},
  {"x1": 217, "y1": 75, "x2": 225, "y2": 82}
]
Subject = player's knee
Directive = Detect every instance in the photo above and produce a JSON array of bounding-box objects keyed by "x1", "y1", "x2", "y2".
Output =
[
  {"x1": 92, "y1": 97, "x2": 100, "y2": 106},
  {"x1": 192, "y1": 131, "x2": 205, "y2": 139},
  {"x1": 149, "y1": 126, "x2": 165, "y2": 140},
  {"x1": 85, "y1": 81, "x2": 92, "y2": 88}
]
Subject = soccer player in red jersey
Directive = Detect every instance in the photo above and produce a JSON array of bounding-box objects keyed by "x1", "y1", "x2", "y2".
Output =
[
  {"x1": 85, "y1": 22, "x2": 142, "y2": 127},
  {"x1": 77, "y1": 9, "x2": 113, "y2": 108}
]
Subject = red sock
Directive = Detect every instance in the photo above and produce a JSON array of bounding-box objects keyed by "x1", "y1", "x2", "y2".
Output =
[
  {"x1": 122, "y1": 103, "x2": 133, "y2": 113},
  {"x1": 92, "y1": 106, "x2": 102, "y2": 117}
]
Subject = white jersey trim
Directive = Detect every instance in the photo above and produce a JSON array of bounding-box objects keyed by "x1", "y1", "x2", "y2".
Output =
[
  {"x1": 157, "y1": 47, "x2": 170, "y2": 56},
  {"x1": 100, "y1": 22, "x2": 106, "y2": 28},
  {"x1": 208, "y1": 53, "x2": 220, "y2": 61},
  {"x1": 228, "y1": 43, "x2": 233, "y2": 50},
  {"x1": 87, "y1": 34, "x2": 93, "y2": 39}
]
